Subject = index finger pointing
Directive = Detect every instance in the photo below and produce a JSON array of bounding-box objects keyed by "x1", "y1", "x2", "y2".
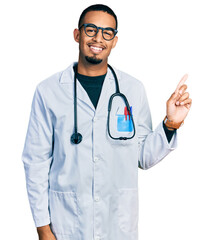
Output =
[{"x1": 175, "y1": 74, "x2": 188, "y2": 93}]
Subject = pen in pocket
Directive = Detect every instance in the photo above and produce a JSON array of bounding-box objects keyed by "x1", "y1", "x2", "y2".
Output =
[{"x1": 124, "y1": 106, "x2": 132, "y2": 120}]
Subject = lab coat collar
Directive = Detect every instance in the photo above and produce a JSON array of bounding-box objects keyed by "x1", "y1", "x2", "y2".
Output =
[
  {"x1": 59, "y1": 62, "x2": 121, "y2": 84},
  {"x1": 59, "y1": 62, "x2": 121, "y2": 113}
]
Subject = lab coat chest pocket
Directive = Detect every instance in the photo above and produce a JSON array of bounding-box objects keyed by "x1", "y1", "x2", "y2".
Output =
[
  {"x1": 118, "y1": 188, "x2": 138, "y2": 233},
  {"x1": 107, "y1": 100, "x2": 136, "y2": 145},
  {"x1": 49, "y1": 189, "x2": 79, "y2": 236}
]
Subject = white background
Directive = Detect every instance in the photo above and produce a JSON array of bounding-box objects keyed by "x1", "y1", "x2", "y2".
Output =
[{"x1": 0, "y1": 0, "x2": 212, "y2": 239}]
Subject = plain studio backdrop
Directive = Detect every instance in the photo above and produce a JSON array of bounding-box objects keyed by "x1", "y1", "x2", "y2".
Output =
[{"x1": 0, "y1": 0, "x2": 212, "y2": 239}]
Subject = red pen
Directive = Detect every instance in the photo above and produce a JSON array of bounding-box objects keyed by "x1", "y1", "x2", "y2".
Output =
[
  {"x1": 124, "y1": 106, "x2": 131, "y2": 120},
  {"x1": 124, "y1": 106, "x2": 128, "y2": 120}
]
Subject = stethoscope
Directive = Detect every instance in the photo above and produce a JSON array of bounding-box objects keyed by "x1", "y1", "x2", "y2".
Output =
[{"x1": 71, "y1": 64, "x2": 136, "y2": 144}]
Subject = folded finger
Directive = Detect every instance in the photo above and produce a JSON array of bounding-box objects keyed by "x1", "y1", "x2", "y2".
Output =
[
  {"x1": 169, "y1": 91, "x2": 180, "y2": 104},
  {"x1": 178, "y1": 84, "x2": 187, "y2": 95},
  {"x1": 180, "y1": 98, "x2": 192, "y2": 107},
  {"x1": 176, "y1": 92, "x2": 189, "y2": 105},
  {"x1": 169, "y1": 84, "x2": 188, "y2": 104}
]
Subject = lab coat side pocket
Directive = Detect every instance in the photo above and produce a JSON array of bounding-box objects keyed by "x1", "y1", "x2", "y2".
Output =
[
  {"x1": 49, "y1": 189, "x2": 79, "y2": 236},
  {"x1": 118, "y1": 188, "x2": 139, "y2": 233}
]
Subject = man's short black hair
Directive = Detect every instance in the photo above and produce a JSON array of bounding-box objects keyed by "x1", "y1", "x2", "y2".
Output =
[{"x1": 78, "y1": 4, "x2": 118, "y2": 30}]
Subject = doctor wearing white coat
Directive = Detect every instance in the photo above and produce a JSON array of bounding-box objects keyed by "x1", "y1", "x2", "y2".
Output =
[{"x1": 22, "y1": 4, "x2": 192, "y2": 240}]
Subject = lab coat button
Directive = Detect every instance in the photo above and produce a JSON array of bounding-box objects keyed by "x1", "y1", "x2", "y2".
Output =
[
  {"x1": 93, "y1": 117, "x2": 98, "y2": 122},
  {"x1": 94, "y1": 196, "x2": 100, "y2": 202},
  {"x1": 95, "y1": 235, "x2": 100, "y2": 240},
  {"x1": 93, "y1": 157, "x2": 99, "y2": 162}
]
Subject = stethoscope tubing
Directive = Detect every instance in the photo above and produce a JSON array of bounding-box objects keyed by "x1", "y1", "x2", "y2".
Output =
[{"x1": 71, "y1": 64, "x2": 136, "y2": 144}]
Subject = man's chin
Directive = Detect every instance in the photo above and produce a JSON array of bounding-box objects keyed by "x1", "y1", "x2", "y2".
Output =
[{"x1": 85, "y1": 56, "x2": 103, "y2": 65}]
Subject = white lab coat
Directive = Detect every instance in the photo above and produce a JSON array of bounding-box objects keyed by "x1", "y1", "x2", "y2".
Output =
[{"x1": 22, "y1": 62, "x2": 177, "y2": 240}]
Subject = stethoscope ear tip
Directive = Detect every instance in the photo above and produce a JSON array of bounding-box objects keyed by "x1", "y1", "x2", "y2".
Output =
[{"x1": 71, "y1": 132, "x2": 82, "y2": 144}]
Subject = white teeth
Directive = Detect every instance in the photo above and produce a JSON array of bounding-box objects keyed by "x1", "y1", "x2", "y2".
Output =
[{"x1": 90, "y1": 46, "x2": 102, "y2": 51}]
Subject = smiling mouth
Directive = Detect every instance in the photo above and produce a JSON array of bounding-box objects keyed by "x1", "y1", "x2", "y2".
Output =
[{"x1": 88, "y1": 45, "x2": 105, "y2": 54}]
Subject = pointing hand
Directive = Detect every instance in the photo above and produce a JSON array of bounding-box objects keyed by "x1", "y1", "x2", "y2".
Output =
[{"x1": 166, "y1": 74, "x2": 192, "y2": 124}]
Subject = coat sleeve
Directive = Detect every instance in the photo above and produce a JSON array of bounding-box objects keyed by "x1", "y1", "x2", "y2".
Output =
[
  {"x1": 21, "y1": 84, "x2": 54, "y2": 227},
  {"x1": 137, "y1": 82, "x2": 178, "y2": 170}
]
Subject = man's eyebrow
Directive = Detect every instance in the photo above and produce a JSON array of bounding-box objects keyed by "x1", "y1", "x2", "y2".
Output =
[{"x1": 84, "y1": 23, "x2": 116, "y2": 29}]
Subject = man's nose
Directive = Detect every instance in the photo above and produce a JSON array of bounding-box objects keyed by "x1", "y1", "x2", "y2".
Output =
[{"x1": 93, "y1": 29, "x2": 103, "y2": 42}]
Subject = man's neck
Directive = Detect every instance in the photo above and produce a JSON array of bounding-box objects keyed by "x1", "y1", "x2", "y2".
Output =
[{"x1": 77, "y1": 58, "x2": 108, "y2": 76}]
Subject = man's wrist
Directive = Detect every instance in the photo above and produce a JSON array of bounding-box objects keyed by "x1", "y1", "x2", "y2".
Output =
[
  {"x1": 164, "y1": 116, "x2": 184, "y2": 130},
  {"x1": 163, "y1": 122, "x2": 176, "y2": 131},
  {"x1": 37, "y1": 224, "x2": 52, "y2": 235}
]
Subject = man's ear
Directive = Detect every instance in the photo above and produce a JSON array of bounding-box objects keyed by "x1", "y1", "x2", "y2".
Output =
[
  {"x1": 112, "y1": 36, "x2": 118, "y2": 49},
  {"x1": 73, "y1": 28, "x2": 80, "y2": 43}
]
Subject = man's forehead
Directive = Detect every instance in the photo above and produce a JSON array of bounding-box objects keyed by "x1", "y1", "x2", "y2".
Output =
[{"x1": 82, "y1": 11, "x2": 116, "y2": 28}]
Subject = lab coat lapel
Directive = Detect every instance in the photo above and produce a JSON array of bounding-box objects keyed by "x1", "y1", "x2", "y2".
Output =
[
  {"x1": 59, "y1": 63, "x2": 120, "y2": 115},
  {"x1": 59, "y1": 63, "x2": 95, "y2": 112},
  {"x1": 76, "y1": 79, "x2": 95, "y2": 111}
]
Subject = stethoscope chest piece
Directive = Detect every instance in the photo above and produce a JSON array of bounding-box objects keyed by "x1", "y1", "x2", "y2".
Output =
[{"x1": 71, "y1": 132, "x2": 82, "y2": 144}]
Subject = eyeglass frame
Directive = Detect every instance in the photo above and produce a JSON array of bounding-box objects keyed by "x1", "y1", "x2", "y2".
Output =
[{"x1": 79, "y1": 23, "x2": 118, "y2": 41}]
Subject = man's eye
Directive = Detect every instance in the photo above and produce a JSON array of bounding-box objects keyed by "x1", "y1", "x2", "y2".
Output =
[
  {"x1": 104, "y1": 31, "x2": 113, "y2": 36},
  {"x1": 87, "y1": 28, "x2": 96, "y2": 32}
]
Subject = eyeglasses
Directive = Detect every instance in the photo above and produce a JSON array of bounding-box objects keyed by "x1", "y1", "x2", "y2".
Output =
[{"x1": 79, "y1": 23, "x2": 118, "y2": 41}]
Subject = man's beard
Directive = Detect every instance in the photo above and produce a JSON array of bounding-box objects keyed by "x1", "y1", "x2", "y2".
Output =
[{"x1": 85, "y1": 56, "x2": 103, "y2": 65}]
